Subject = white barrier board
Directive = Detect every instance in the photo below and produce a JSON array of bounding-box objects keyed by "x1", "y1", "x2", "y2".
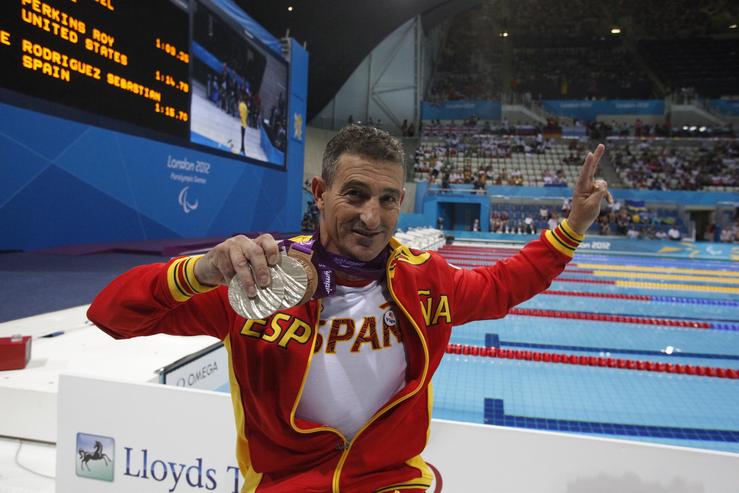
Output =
[
  {"x1": 57, "y1": 374, "x2": 243, "y2": 493},
  {"x1": 57, "y1": 374, "x2": 739, "y2": 493}
]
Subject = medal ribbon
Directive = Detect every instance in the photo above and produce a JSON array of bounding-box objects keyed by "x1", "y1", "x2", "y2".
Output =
[{"x1": 282, "y1": 231, "x2": 388, "y2": 299}]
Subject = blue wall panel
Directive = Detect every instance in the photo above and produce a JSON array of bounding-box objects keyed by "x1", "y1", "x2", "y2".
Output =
[
  {"x1": 0, "y1": 35, "x2": 308, "y2": 251},
  {"x1": 284, "y1": 40, "x2": 309, "y2": 233},
  {"x1": 709, "y1": 99, "x2": 739, "y2": 116},
  {"x1": 542, "y1": 100, "x2": 665, "y2": 122},
  {"x1": 414, "y1": 182, "x2": 738, "y2": 208},
  {"x1": 421, "y1": 100, "x2": 502, "y2": 120}
]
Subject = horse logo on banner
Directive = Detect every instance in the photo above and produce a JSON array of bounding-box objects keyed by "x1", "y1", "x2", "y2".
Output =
[
  {"x1": 75, "y1": 433, "x2": 114, "y2": 482},
  {"x1": 79, "y1": 440, "x2": 112, "y2": 470}
]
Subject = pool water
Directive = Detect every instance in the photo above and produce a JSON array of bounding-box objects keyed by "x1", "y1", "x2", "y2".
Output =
[{"x1": 434, "y1": 245, "x2": 739, "y2": 454}]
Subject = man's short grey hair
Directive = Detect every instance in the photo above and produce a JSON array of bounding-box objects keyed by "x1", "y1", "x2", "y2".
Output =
[{"x1": 321, "y1": 125, "x2": 405, "y2": 186}]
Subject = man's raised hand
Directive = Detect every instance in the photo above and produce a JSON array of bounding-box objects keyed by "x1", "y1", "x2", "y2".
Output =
[
  {"x1": 566, "y1": 144, "x2": 613, "y2": 235},
  {"x1": 193, "y1": 234, "x2": 279, "y2": 297}
]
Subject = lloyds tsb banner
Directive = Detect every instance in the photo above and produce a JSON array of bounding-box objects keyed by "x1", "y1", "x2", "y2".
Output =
[{"x1": 56, "y1": 375, "x2": 245, "y2": 493}]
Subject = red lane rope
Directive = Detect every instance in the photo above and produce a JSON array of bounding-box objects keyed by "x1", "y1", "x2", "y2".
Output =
[
  {"x1": 439, "y1": 251, "x2": 512, "y2": 257},
  {"x1": 543, "y1": 290, "x2": 651, "y2": 301},
  {"x1": 440, "y1": 253, "x2": 513, "y2": 259},
  {"x1": 508, "y1": 307, "x2": 712, "y2": 329},
  {"x1": 447, "y1": 261, "x2": 594, "y2": 275},
  {"x1": 440, "y1": 247, "x2": 515, "y2": 252},
  {"x1": 445, "y1": 344, "x2": 739, "y2": 379}
]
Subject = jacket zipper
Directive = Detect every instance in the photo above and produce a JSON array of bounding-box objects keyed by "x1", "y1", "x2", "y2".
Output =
[
  {"x1": 288, "y1": 299, "x2": 348, "y2": 442},
  {"x1": 331, "y1": 253, "x2": 431, "y2": 493}
]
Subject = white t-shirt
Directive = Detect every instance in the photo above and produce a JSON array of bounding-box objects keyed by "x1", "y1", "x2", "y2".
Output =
[{"x1": 296, "y1": 280, "x2": 407, "y2": 440}]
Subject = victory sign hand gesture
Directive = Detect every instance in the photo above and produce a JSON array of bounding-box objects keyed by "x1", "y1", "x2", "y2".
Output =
[{"x1": 566, "y1": 144, "x2": 614, "y2": 235}]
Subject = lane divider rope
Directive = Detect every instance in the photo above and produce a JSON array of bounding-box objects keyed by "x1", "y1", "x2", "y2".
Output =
[
  {"x1": 506, "y1": 307, "x2": 739, "y2": 330},
  {"x1": 445, "y1": 344, "x2": 739, "y2": 379},
  {"x1": 542, "y1": 289, "x2": 739, "y2": 306}
]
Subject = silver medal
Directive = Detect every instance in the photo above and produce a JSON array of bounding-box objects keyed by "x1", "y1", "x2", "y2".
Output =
[
  {"x1": 274, "y1": 254, "x2": 309, "y2": 309},
  {"x1": 228, "y1": 267, "x2": 285, "y2": 319}
]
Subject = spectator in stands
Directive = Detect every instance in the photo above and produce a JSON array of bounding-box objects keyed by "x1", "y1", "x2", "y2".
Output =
[
  {"x1": 616, "y1": 210, "x2": 630, "y2": 235},
  {"x1": 501, "y1": 211, "x2": 510, "y2": 232},
  {"x1": 627, "y1": 226, "x2": 640, "y2": 239},
  {"x1": 429, "y1": 158, "x2": 443, "y2": 184},
  {"x1": 562, "y1": 152, "x2": 578, "y2": 166},
  {"x1": 413, "y1": 155, "x2": 424, "y2": 175},
  {"x1": 547, "y1": 212, "x2": 559, "y2": 232},
  {"x1": 523, "y1": 215, "x2": 535, "y2": 234},
  {"x1": 495, "y1": 169, "x2": 508, "y2": 185},
  {"x1": 553, "y1": 170, "x2": 567, "y2": 186},
  {"x1": 473, "y1": 171, "x2": 487, "y2": 194},
  {"x1": 485, "y1": 165, "x2": 495, "y2": 181},
  {"x1": 441, "y1": 169, "x2": 451, "y2": 192},
  {"x1": 490, "y1": 212, "x2": 502, "y2": 232}
]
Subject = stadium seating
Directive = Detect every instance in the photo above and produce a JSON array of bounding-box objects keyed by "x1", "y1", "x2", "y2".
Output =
[
  {"x1": 639, "y1": 38, "x2": 739, "y2": 98},
  {"x1": 428, "y1": 6, "x2": 503, "y2": 101},
  {"x1": 610, "y1": 140, "x2": 738, "y2": 191},
  {"x1": 512, "y1": 36, "x2": 653, "y2": 100},
  {"x1": 414, "y1": 125, "x2": 589, "y2": 187}
]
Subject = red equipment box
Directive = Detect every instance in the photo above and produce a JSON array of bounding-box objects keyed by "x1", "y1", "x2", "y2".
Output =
[{"x1": 0, "y1": 335, "x2": 32, "y2": 371}]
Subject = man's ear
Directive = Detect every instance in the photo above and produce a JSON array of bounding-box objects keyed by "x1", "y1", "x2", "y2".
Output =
[{"x1": 312, "y1": 176, "x2": 327, "y2": 211}]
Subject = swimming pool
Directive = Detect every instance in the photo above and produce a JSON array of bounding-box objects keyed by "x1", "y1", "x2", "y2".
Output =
[{"x1": 434, "y1": 245, "x2": 739, "y2": 454}]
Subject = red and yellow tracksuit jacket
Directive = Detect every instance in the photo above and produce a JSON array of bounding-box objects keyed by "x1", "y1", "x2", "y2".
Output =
[{"x1": 87, "y1": 222, "x2": 581, "y2": 493}]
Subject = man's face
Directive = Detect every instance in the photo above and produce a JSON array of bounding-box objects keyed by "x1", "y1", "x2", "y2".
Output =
[{"x1": 313, "y1": 153, "x2": 405, "y2": 261}]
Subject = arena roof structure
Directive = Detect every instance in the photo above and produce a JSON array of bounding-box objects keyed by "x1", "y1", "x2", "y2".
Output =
[
  {"x1": 239, "y1": 0, "x2": 480, "y2": 119},
  {"x1": 241, "y1": 0, "x2": 738, "y2": 117}
]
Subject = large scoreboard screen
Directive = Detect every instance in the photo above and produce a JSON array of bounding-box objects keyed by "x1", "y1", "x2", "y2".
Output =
[{"x1": 0, "y1": 0, "x2": 289, "y2": 167}]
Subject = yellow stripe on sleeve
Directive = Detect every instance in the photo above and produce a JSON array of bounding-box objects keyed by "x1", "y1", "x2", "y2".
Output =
[
  {"x1": 166, "y1": 256, "x2": 216, "y2": 302},
  {"x1": 186, "y1": 255, "x2": 218, "y2": 293},
  {"x1": 560, "y1": 218, "x2": 585, "y2": 242},
  {"x1": 166, "y1": 258, "x2": 190, "y2": 302},
  {"x1": 545, "y1": 229, "x2": 576, "y2": 257}
]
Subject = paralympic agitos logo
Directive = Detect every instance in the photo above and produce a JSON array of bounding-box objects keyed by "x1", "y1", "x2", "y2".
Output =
[{"x1": 178, "y1": 186, "x2": 199, "y2": 214}]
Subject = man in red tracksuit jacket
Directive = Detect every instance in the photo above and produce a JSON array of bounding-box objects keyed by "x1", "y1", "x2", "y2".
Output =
[{"x1": 88, "y1": 125, "x2": 610, "y2": 492}]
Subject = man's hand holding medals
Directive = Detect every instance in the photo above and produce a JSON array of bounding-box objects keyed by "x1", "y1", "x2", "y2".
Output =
[{"x1": 193, "y1": 234, "x2": 318, "y2": 319}]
